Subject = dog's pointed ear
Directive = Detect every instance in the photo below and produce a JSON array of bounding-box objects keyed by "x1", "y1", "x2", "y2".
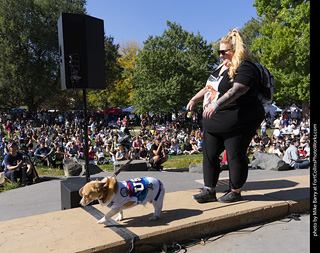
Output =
[
  {"x1": 111, "y1": 176, "x2": 117, "y2": 185},
  {"x1": 79, "y1": 187, "x2": 84, "y2": 197},
  {"x1": 103, "y1": 178, "x2": 109, "y2": 188},
  {"x1": 101, "y1": 177, "x2": 108, "y2": 183}
]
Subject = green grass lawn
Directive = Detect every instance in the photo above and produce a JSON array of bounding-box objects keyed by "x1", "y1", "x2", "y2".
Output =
[
  {"x1": 162, "y1": 153, "x2": 203, "y2": 169},
  {"x1": 35, "y1": 152, "x2": 204, "y2": 175},
  {"x1": 36, "y1": 151, "x2": 204, "y2": 177},
  {"x1": 1, "y1": 126, "x2": 271, "y2": 192}
]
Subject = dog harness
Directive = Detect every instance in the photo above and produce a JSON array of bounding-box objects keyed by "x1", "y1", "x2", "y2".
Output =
[{"x1": 104, "y1": 177, "x2": 163, "y2": 209}]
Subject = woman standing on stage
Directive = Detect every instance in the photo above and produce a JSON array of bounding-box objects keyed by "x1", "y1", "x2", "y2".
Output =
[{"x1": 187, "y1": 29, "x2": 265, "y2": 203}]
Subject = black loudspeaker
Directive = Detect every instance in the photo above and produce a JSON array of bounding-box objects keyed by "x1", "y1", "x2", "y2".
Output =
[
  {"x1": 61, "y1": 178, "x2": 98, "y2": 210},
  {"x1": 57, "y1": 13, "x2": 106, "y2": 90}
]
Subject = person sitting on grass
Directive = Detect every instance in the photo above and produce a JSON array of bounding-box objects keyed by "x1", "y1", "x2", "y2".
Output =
[
  {"x1": 68, "y1": 142, "x2": 80, "y2": 158},
  {"x1": 190, "y1": 138, "x2": 200, "y2": 154},
  {"x1": 4, "y1": 141, "x2": 34, "y2": 185},
  {"x1": 268, "y1": 142, "x2": 282, "y2": 156},
  {"x1": 96, "y1": 147, "x2": 108, "y2": 165},
  {"x1": 88, "y1": 145, "x2": 96, "y2": 164},
  {"x1": 34, "y1": 142, "x2": 51, "y2": 167},
  {"x1": 106, "y1": 141, "x2": 115, "y2": 163},
  {"x1": 183, "y1": 138, "x2": 196, "y2": 155},
  {"x1": 132, "y1": 136, "x2": 142, "y2": 154},
  {"x1": 51, "y1": 143, "x2": 66, "y2": 169},
  {"x1": 115, "y1": 144, "x2": 129, "y2": 161},
  {"x1": 128, "y1": 146, "x2": 139, "y2": 160},
  {"x1": 170, "y1": 140, "x2": 182, "y2": 156},
  {"x1": 283, "y1": 138, "x2": 310, "y2": 169},
  {"x1": 139, "y1": 145, "x2": 149, "y2": 160}
]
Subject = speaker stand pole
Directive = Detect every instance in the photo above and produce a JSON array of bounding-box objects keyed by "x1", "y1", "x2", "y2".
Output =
[{"x1": 83, "y1": 89, "x2": 90, "y2": 182}]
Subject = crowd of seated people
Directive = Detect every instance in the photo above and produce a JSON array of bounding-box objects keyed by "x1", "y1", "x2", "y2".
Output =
[
  {"x1": 0, "y1": 109, "x2": 310, "y2": 185},
  {"x1": 248, "y1": 115, "x2": 310, "y2": 169},
  {"x1": 0, "y1": 110, "x2": 203, "y2": 182}
]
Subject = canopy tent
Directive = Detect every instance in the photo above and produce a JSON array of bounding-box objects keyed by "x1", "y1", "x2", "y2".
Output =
[
  {"x1": 102, "y1": 107, "x2": 122, "y2": 114},
  {"x1": 264, "y1": 104, "x2": 282, "y2": 123},
  {"x1": 264, "y1": 104, "x2": 282, "y2": 114},
  {"x1": 122, "y1": 106, "x2": 136, "y2": 112},
  {"x1": 289, "y1": 104, "x2": 302, "y2": 112}
]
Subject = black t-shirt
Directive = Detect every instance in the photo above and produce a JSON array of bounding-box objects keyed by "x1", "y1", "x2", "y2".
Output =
[
  {"x1": 139, "y1": 150, "x2": 148, "y2": 158},
  {"x1": 183, "y1": 143, "x2": 192, "y2": 151},
  {"x1": 149, "y1": 143, "x2": 163, "y2": 159},
  {"x1": 4, "y1": 152, "x2": 23, "y2": 172},
  {"x1": 203, "y1": 60, "x2": 265, "y2": 133}
]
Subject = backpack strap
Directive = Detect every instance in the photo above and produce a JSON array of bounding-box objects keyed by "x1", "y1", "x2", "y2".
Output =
[{"x1": 211, "y1": 63, "x2": 224, "y2": 75}]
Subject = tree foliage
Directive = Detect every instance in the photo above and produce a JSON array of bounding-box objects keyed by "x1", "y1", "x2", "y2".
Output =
[
  {"x1": 252, "y1": 0, "x2": 310, "y2": 107},
  {"x1": 87, "y1": 40, "x2": 140, "y2": 111},
  {"x1": 0, "y1": 0, "x2": 87, "y2": 111},
  {"x1": 132, "y1": 21, "x2": 219, "y2": 114},
  {"x1": 108, "y1": 40, "x2": 140, "y2": 109},
  {"x1": 239, "y1": 17, "x2": 262, "y2": 61},
  {"x1": 0, "y1": 1, "x2": 309, "y2": 113}
]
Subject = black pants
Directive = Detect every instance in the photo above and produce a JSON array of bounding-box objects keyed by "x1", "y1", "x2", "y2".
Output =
[
  {"x1": 203, "y1": 127, "x2": 257, "y2": 190},
  {"x1": 5, "y1": 167, "x2": 33, "y2": 184}
]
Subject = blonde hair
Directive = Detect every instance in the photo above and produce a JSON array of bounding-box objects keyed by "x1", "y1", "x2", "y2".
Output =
[{"x1": 220, "y1": 29, "x2": 252, "y2": 81}]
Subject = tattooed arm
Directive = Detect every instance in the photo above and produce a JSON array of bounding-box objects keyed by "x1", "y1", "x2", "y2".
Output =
[
  {"x1": 216, "y1": 82, "x2": 250, "y2": 108},
  {"x1": 203, "y1": 82, "x2": 250, "y2": 119}
]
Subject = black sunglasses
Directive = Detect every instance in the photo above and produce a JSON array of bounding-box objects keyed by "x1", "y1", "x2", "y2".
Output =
[{"x1": 218, "y1": 48, "x2": 233, "y2": 55}]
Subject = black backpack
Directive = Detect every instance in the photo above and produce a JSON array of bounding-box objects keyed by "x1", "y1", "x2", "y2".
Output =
[{"x1": 252, "y1": 62, "x2": 275, "y2": 106}]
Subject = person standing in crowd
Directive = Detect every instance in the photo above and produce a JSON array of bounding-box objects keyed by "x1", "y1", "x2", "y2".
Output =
[
  {"x1": 5, "y1": 121, "x2": 13, "y2": 139},
  {"x1": 116, "y1": 118, "x2": 121, "y2": 129},
  {"x1": 187, "y1": 29, "x2": 265, "y2": 203},
  {"x1": 122, "y1": 116, "x2": 128, "y2": 128},
  {"x1": 260, "y1": 119, "x2": 267, "y2": 136}
]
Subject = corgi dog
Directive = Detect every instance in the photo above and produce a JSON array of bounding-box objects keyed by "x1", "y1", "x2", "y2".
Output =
[{"x1": 79, "y1": 176, "x2": 165, "y2": 224}]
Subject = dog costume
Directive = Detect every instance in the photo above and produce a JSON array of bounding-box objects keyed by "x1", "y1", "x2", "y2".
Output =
[{"x1": 100, "y1": 177, "x2": 163, "y2": 209}]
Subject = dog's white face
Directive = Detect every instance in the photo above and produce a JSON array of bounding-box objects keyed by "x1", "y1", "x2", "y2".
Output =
[{"x1": 79, "y1": 177, "x2": 115, "y2": 206}]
